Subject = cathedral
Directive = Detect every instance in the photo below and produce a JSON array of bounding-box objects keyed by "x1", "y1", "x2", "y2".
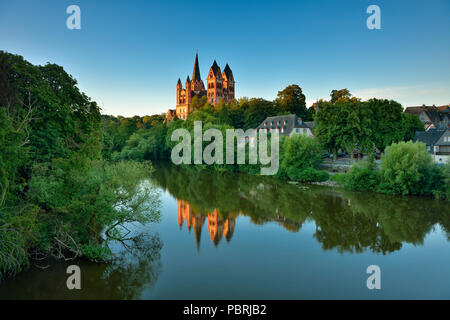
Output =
[{"x1": 166, "y1": 54, "x2": 235, "y2": 120}]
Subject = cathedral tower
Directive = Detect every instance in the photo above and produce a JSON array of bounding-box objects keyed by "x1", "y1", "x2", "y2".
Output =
[{"x1": 168, "y1": 54, "x2": 235, "y2": 121}]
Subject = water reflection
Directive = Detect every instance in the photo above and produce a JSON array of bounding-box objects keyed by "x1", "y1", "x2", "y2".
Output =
[
  {"x1": 152, "y1": 163, "x2": 449, "y2": 255},
  {"x1": 0, "y1": 233, "x2": 162, "y2": 299},
  {"x1": 1, "y1": 164, "x2": 448, "y2": 299},
  {"x1": 178, "y1": 200, "x2": 237, "y2": 248}
]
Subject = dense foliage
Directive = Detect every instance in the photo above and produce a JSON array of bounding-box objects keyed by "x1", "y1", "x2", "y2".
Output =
[
  {"x1": 333, "y1": 141, "x2": 448, "y2": 199},
  {"x1": 0, "y1": 52, "x2": 160, "y2": 279},
  {"x1": 315, "y1": 91, "x2": 424, "y2": 158},
  {"x1": 378, "y1": 141, "x2": 442, "y2": 196},
  {"x1": 332, "y1": 156, "x2": 380, "y2": 191},
  {"x1": 278, "y1": 135, "x2": 329, "y2": 182}
]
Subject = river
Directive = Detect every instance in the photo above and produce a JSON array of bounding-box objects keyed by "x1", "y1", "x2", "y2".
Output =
[{"x1": 0, "y1": 163, "x2": 449, "y2": 299}]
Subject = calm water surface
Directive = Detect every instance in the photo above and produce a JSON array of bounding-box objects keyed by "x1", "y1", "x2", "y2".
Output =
[{"x1": 1, "y1": 164, "x2": 449, "y2": 299}]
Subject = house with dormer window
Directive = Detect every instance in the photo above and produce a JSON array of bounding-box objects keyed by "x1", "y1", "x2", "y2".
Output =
[{"x1": 256, "y1": 114, "x2": 314, "y2": 137}]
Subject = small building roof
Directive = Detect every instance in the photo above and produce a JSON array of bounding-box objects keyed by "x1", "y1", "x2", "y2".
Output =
[
  {"x1": 405, "y1": 105, "x2": 449, "y2": 125},
  {"x1": 414, "y1": 128, "x2": 446, "y2": 146},
  {"x1": 434, "y1": 129, "x2": 450, "y2": 146},
  {"x1": 256, "y1": 114, "x2": 313, "y2": 136}
]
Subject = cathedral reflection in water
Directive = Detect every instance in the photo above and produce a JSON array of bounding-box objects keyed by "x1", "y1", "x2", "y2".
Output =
[{"x1": 177, "y1": 200, "x2": 236, "y2": 249}]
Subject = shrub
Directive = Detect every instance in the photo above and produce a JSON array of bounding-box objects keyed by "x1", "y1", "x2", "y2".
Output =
[
  {"x1": 333, "y1": 157, "x2": 379, "y2": 191},
  {"x1": 281, "y1": 134, "x2": 324, "y2": 170},
  {"x1": 377, "y1": 141, "x2": 437, "y2": 195},
  {"x1": 81, "y1": 244, "x2": 111, "y2": 261},
  {"x1": 434, "y1": 161, "x2": 450, "y2": 200},
  {"x1": 27, "y1": 158, "x2": 161, "y2": 261},
  {"x1": 286, "y1": 166, "x2": 329, "y2": 182}
]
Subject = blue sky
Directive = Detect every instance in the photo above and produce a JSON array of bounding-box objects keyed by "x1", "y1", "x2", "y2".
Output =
[{"x1": 1, "y1": 0, "x2": 449, "y2": 116}]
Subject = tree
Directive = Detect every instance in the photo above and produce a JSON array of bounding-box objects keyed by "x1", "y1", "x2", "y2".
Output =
[
  {"x1": 330, "y1": 88, "x2": 351, "y2": 104},
  {"x1": 275, "y1": 84, "x2": 307, "y2": 118},
  {"x1": 378, "y1": 141, "x2": 437, "y2": 195},
  {"x1": 243, "y1": 98, "x2": 277, "y2": 130},
  {"x1": 315, "y1": 99, "x2": 370, "y2": 158},
  {"x1": 400, "y1": 113, "x2": 424, "y2": 141},
  {"x1": 365, "y1": 99, "x2": 408, "y2": 152},
  {"x1": 280, "y1": 134, "x2": 328, "y2": 182},
  {"x1": 190, "y1": 95, "x2": 207, "y2": 111}
]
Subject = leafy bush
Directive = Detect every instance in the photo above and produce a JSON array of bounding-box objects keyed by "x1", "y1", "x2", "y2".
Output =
[
  {"x1": 444, "y1": 161, "x2": 450, "y2": 200},
  {"x1": 333, "y1": 157, "x2": 380, "y2": 191},
  {"x1": 434, "y1": 161, "x2": 450, "y2": 200},
  {"x1": 377, "y1": 141, "x2": 438, "y2": 196},
  {"x1": 27, "y1": 157, "x2": 161, "y2": 261},
  {"x1": 286, "y1": 167, "x2": 329, "y2": 182},
  {"x1": 81, "y1": 244, "x2": 111, "y2": 261},
  {"x1": 281, "y1": 134, "x2": 324, "y2": 170},
  {"x1": 113, "y1": 124, "x2": 168, "y2": 161}
]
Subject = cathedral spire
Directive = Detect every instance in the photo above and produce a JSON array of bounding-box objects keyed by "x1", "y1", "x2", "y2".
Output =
[{"x1": 192, "y1": 53, "x2": 201, "y2": 81}]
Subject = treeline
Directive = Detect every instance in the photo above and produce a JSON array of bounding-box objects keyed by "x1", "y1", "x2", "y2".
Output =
[
  {"x1": 0, "y1": 52, "x2": 160, "y2": 279},
  {"x1": 100, "y1": 84, "x2": 315, "y2": 161},
  {"x1": 104, "y1": 87, "x2": 428, "y2": 187},
  {"x1": 315, "y1": 89, "x2": 424, "y2": 157}
]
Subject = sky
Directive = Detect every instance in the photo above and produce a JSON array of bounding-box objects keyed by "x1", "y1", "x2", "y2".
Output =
[{"x1": 0, "y1": 0, "x2": 449, "y2": 117}]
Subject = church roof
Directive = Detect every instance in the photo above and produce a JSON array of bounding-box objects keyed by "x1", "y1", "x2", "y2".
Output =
[
  {"x1": 210, "y1": 60, "x2": 220, "y2": 76},
  {"x1": 192, "y1": 53, "x2": 201, "y2": 81},
  {"x1": 223, "y1": 63, "x2": 233, "y2": 79}
]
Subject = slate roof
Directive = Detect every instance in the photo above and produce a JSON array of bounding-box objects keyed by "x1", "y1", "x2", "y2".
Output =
[
  {"x1": 210, "y1": 60, "x2": 220, "y2": 77},
  {"x1": 223, "y1": 64, "x2": 233, "y2": 80},
  {"x1": 434, "y1": 129, "x2": 450, "y2": 146},
  {"x1": 256, "y1": 114, "x2": 313, "y2": 136},
  {"x1": 304, "y1": 121, "x2": 314, "y2": 130},
  {"x1": 405, "y1": 105, "x2": 450, "y2": 128},
  {"x1": 414, "y1": 128, "x2": 446, "y2": 146}
]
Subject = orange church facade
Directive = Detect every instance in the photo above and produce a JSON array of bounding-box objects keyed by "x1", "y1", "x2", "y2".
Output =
[{"x1": 166, "y1": 54, "x2": 235, "y2": 120}]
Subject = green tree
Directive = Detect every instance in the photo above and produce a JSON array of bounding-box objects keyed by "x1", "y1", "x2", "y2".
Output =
[
  {"x1": 242, "y1": 98, "x2": 277, "y2": 130},
  {"x1": 400, "y1": 112, "x2": 425, "y2": 141},
  {"x1": 330, "y1": 88, "x2": 351, "y2": 104},
  {"x1": 378, "y1": 141, "x2": 438, "y2": 195},
  {"x1": 365, "y1": 98, "x2": 414, "y2": 152},
  {"x1": 280, "y1": 135, "x2": 328, "y2": 182},
  {"x1": 315, "y1": 99, "x2": 370, "y2": 158},
  {"x1": 275, "y1": 84, "x2": 307, "y2": 118}
]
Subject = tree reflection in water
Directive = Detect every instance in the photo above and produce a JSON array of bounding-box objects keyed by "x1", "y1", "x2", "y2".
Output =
[
  {"x1": 152, "y1": 163, "x2": 449, "y2": 255},
  {"x1": 0, "y1": 232, "x2": 163, "y2": 300}
]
